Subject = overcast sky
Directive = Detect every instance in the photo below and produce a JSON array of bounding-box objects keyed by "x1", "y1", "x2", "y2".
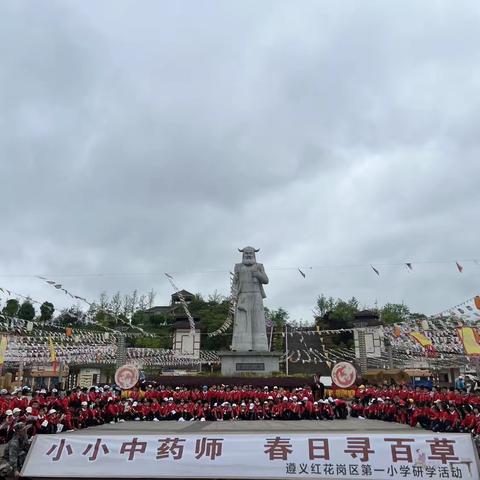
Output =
[{"x1": 1, "y1": 0, "x2": 480, "y2": 322}]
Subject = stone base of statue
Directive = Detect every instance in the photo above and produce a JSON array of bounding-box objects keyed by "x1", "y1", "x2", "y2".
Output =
[{"x1": 218, "y1": 351, "x2": 281, "y2": 376}]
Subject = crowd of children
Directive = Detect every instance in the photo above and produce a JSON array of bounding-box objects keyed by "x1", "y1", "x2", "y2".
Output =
[
  {"x1": 1, "y1": 382, "x2": 480, "y2": 445},
  {"x1": 351, "y1": 383, "x2": 480, "y2": 439},
  {"x1": 0, "y1": 383, "x2": 349, "y2": 442}
]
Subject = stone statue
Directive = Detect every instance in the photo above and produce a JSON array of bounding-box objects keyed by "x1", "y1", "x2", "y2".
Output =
[{"x1": 231, "y1": 247, "x2": 269, "y2": 351}]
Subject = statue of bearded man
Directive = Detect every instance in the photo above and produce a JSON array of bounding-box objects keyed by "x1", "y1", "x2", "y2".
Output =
[{"x1": 231, "y1": 247, "x2": 269, "y2": 351}]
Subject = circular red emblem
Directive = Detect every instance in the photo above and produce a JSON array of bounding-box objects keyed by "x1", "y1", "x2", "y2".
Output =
[
  {"x1": 115, "y1": 365, "x2": 139, "y2": 390},
  {"x1": 331, "y1": 362, "x2": 356, "y2": 389}
]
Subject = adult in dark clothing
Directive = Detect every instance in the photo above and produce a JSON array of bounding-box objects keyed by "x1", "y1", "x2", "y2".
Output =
[
  {"x1": 0, "y1": 422, "x2": 30, "y2": 479},
  {"x1": 312, "y1": 375, "x2": 325, "y2": 401}
]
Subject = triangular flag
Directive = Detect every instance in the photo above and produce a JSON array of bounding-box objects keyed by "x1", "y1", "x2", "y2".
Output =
[
  {"x1": 456, "y1": 262, "x2": 463, "y2": 273},
  {"x1": 48, "y1": 336, "x2": 56, "y2": 363},
  {"x1": 406, "y1": 263, "x2": 413, "y2": 271},
  {"x1": 371, "y1": 265, "x2": 380, "y2": 276},
  {"x1": 298, "y1": 268, "x2": 306, "y2": 278},
  {"x1": 474, "y1": 296, "x2": 480, "y2": 310},
  {"x1": 164, "y1": 272, "x2": 174, "y2": 280}
]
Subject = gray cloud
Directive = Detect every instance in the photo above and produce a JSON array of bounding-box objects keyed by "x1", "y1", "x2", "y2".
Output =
[{"x1": 1, "y1": 0, "x2": 480, "y2": 322}]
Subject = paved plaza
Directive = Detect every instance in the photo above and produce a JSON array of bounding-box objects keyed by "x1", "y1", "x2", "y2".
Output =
[{"x1": 64, "y1": 418, "x2": 414, "y2": 435}]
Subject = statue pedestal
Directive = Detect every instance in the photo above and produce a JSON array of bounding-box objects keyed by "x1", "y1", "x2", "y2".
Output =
[{"x1": 218, "y1": 351, "x2": 281, "y2": 376}]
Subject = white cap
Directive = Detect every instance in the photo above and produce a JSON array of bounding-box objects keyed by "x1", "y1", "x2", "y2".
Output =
[
  {"x1": 52, "y1": 388, "x2": 58, "y2": 393},
  {"x1": 40, "y1": 389, "x2": 46, "y2": 394},
  {"x1": 163, "y1": 397, "x2": 169, "y2": 402},
  {"x1": 26, "y1": 407, "x2": 32, "y2": 413},
  {"x1": 48, "y1": 409, "x2": 56, "y2": 415},
  {"x1": 132, "y1": 402, "x2": 138, "y2": 407},
  {"x1": 12, "y1": 408, "x2": 21, "y2": 414},
  {"x1": 268, "y1": 396, "x2": 273, "y2": 400},
  {"x1": 81, "y1": 401, "x2": 88, "y2": 406},
  {"x1": 5, "y1": 410, "x2": 12, "y2": 416},
  {"x1": 0, "y1": 389, "x2": 7, "y2": 395},
  {"x1": 303, "y1": 397, "x2": 308, "y2": 401},
  {"x1": 168, "y1": 397, "x2": 173, "y2": 401}
]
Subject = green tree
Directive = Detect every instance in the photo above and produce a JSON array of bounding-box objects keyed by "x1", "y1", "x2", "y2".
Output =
[
  {"x1": 18, "y1": 300, "x2": 35, "y2": 321},
  {"x1": 39, "y1": 302, "x2": 55, "y2": 322},
  {"x1": 187, "y1": 295, "x2": 231, "y2": 351},
  {"x1": 207, "y1": 290, "x2": 226, "y2": 303},
  {"x1": 265, "y1": 307, "x2": 289, "y2": 351},
  {"x1": 313, "y1": 294, "x2": 336, "y2": 318},
  {"x1": 55, "y1": 306, "x2": 87, "y2": 325},
  {"x1": 380, "y1": 303, "x2": 410, "y2": 325},
  {"x1": 314, "y1": 295, "x2": 360, "y2": 347},
  {"x1": 315, "y1": 295, "x2": 359, "y2": 330},
  {"x1": 2, "y1": 299, "x2": 19, "y2": 317}
]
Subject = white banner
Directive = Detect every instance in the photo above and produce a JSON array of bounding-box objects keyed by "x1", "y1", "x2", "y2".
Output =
[{"x1": 22, "y1": 433, "x2": 480, "y2": 479}]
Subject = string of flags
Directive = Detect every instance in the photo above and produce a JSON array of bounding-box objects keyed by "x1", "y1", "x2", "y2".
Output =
[
  {"x1": 291, "y1": 260, "x2": 471, "y2": 278},
  {"x1": 430, "y1": 294, "x2": 480, "y2": 320},
  {"x1": 208, "y1": 272, "x2": 237, "y2": 337},
  {"x1": 369, "y1": 261, "x2": 468, "y2": 276},
  {"x1": 35, "y1": 277, "x2": 154, "y2": 337},
  {"x1": 164, "y1": 273, "x2": 196, "y2": 334},
  {"x1": 0, "y1": 288, "x2": 41, "y2": 304},
  {"x1": 0, "y1": 257, "x2": 478, "y2": 279}
]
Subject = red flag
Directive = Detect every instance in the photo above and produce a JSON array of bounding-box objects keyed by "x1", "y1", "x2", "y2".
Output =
[{"x1": 456, "y1": 262, "x2": 463, "y2": 273}]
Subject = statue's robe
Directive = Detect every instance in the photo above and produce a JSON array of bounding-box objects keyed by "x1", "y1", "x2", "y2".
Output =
[{"x1": 231, "y1": 262, "x2": 269, "y2": 351}]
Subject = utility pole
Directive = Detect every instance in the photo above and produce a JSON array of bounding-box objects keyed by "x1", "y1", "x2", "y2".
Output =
[
  {"x1": 269, "y1": 324, "x2": 274, "y2": 351},
  {"x1": 357, "y1": 328, "x2": 367, "y2": 374},
  {"x1": 354, "y1": 317, "x2": 368, "y2": 375},
  {"x1": 285, "y1": 323, "x2": 289, "y2": 376},
  {"x1": 387, "y1": 345, "x2": 394, "y2": 370},
  {"x1": 116, "y1": 333, "x2": 126, "y2": 369}
]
